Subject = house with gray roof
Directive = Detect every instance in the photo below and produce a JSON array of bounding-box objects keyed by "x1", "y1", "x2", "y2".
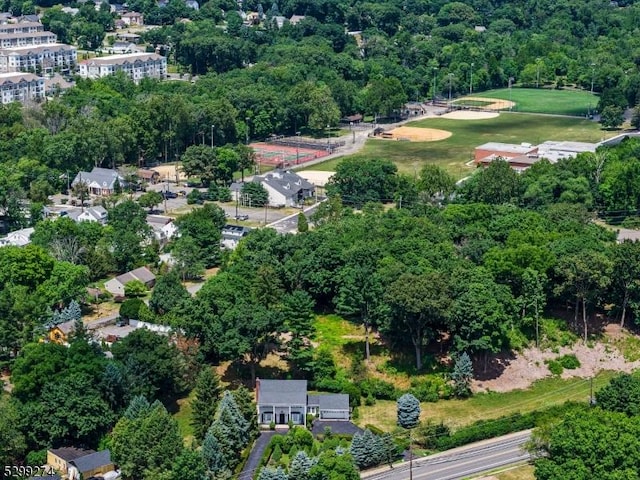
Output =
[
  {"x1": 232, "y1": 170, "x2": 315, "y2": 208},
  {"x1": 256, "y1": 379, "x2": 350, "y2": 426},
  {"x1": 221, "y1": 224, "x2": 252, "y2": 249},
  {"x1": 72, "y1": 167, "x2": 124, "y2": 196},
  {"x1": 104, "y1": 266, "x2": 156, "y2": 297}
]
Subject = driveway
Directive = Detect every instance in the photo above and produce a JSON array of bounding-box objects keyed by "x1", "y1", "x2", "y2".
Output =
[{"x1": 237, "y1": 431, "x2": 283, "y2": 480}]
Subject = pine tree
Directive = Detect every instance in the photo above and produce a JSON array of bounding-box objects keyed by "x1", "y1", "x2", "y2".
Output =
[
  {"x1": 65, "y1": 300, "x2": 82, "y2": 322},
  {"x1": 232, "y1": 385, "x2": 259, "y2": 439},
  {"x1": 191, "y1": 367, "x2": 223, "y2": 442},
  {"x1": 258, "y1": 466, "x2": 288, "y2": 480},
  {"x1": 101, "y1": 362, "x2": 127, "y2": 412},
  {"x1": 297, "y1": 212, "x2": 309, "y2": 233},
  {"x1": 207, "y1": 391, "x2": 251, "y2": 471},
  {"x1": 380, "y1": 433, "x2": 397, "y2": 467},
  {"x1": 397, "y1": 393, "x2": 420, "y2": 429},
  {"x1": 349, "y1": 429, "x2": 384, "y2": 469},
  {"x1": 201, "y1": 428, "x2": 229, "y2": 476},
  {"x1": 123, "y1": 394, "x2": 151, "y2": 420},
  {"x1": 289, "y1": 451, "x2": 314, "y2": 480},
  {"x1": 451, "y1": 352, "x2": 473, "y2": 398}
]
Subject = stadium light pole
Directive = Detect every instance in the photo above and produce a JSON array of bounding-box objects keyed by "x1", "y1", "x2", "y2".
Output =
[
  {"x1": 211, "y1": 125, "x2": 214, "y2": 148},
  {"x1": 590, "y1": 63, "x2": 596, "y2": 94},
  {"x1": 509, "y1": 77, "x2": 514, "y2": 111},
  {"x1": 536, "y1": 57, "x2": 541, "y2": 88},
  {"x1": 432, "y1": 67, "x2": 438, "y2": 105},
  {"x1": 296, "y1": 131, "x2": 300, "y2": 164},
  {"x1": 448, "y1": 73, "x2": 453, "y2": 103},
  {"x1": 245, "y1": 117, "x2": 249, "y2": 145},
  {"x1": 469, "y1": 62, "x2": 474, "y2": 94}
]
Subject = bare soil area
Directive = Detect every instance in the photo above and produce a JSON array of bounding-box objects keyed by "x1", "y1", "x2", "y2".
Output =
[
  {"x1": 474, "y1": 325, "x2": 640, "y2": 393},
  {"x1": 385, "y1": 126, "x2": 452, "y2": 142},
  {"x1": 455, "y1": 96, "x2": 516, "y2": 111}
]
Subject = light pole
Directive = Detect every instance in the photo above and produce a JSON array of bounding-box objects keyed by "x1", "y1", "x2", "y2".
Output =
[
  {"x1": 432, "y1": 67, "x2": 438, "y2": 105},
  {"x1": 326, "y1": 124, "x2": 330, "y2": 151},
  {"x1": 508, "y1": 77, "x2": 514, "y2": 111},
  {"x1": 536, "y1": 58, "x2": 540, "y2": 88},
  {"x1": 448, "y1": 73, "x2": 453, "y2": 103},
  {"x1": 245, "y1": 117, "x2": 249, "y2": 145},
  {"x1": 210, "y1": 125, "x2": 214, "y2": 148},
  {"x1": 295, "y1": 131, "x2": 300, "y2": 164},
  {"x1": 469, "y1": 62, "x2": 474, "y2": 94}
]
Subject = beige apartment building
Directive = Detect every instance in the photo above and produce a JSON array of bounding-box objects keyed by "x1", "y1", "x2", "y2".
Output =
[
  {"x1": 0, "y1": 72, "x2": 44, "y2": 104},
  {"x1": 78, "y1": 52, "x2": 167, "y2": 83},
  {"x1": 0, "y1": 31, "x2": 58, "y2": 48},
  {"x1": 0, "y1": 22, "x2": 44, "y2": 34},
  {"x1": 0, "y1": 43, "x2": 77, "y2": 73}
]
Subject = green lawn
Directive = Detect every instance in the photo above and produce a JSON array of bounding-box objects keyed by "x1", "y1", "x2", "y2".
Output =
[
  {"x1": 173, "y1": 390, "x2": 195, "y2": 443},
  {"x1": 467, "y1": 88, "x2": 599, "y2": 116},
  {"x1": 358, "y1": 370, "x2": 617, "y2": 432},
  {"x1": 314, "y1": 113, "x2": 605, "y2": 179}
]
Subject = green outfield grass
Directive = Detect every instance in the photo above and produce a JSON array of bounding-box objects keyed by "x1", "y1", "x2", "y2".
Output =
[
  {"x1": 468, "y1": 88, "x2": 599, "y2": 116},
  {"x1": 315, "y1": 113, "x2": 605, "y2": 179}
]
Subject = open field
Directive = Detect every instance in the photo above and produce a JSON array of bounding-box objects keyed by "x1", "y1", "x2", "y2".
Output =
[
  {"x1": 477, "y1": 464, "x2": 535, "y2": 480},
  {"x1": 358, "y1": 370, "x2": 617, "y2": 432},
  {"x1": 315, "y1": 113, "x2": 604, "y2": 179},
  {"x1": 468, "y1": 88, "x2": 599, "y2": 116}
]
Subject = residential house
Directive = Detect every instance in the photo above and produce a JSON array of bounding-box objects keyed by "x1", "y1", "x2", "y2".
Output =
[
  {"x1": 289, "y1": 14, "x2": 305, "y2": 25},
  {"x1": 108, "y1": 41, "x2": 142, "y2": 54},
  {"x1": 121, "y1": 11, "x2": 144, "y2": 26},
  {"x1": 104, "y1": 266, "x2": 156, "y2": 296},
  {"x1": 0, "y1": 31, "x2": 58, "y2": 48},
  {"x1": 185, "y1": 0, "x2": 200, "y2": 9},
  {"x1": 0, "y1": 226, "x2": 34, "y2": 246},
  {"x1": 233, "y1": 170, "x2": 315, "y2": 207},
  {"x1": 47, "y1": 448, "x2": 114, "y2": 479},
  {"x1": 271, "y1": 15, "x2": 286, "y2": 28},
  {"x1": 147, "y1": 215, "x2": 177, "y2": 244},
  {"x1": 221, "y1": 224, "x2": 252, "y2": 249},
  {"x1": 65, "y1": 206, "x2": 108, "y2": 224},
  {"x1": 0, "y1": 72, "x2": 44, "y2": 104},
  {"x1": 256, "y1": 379, "x2": 350, "y2": 425},
  {"x1": 138, "y1": 168, "x2": 160, "y2": 184},
  {"x1": 19, "y1": 14, "x2": 41, "y2": 23},
  {"x1": 0, "y1": 43, "x2": 77, "y2": 74},
  {"x1": 72, "y1": 167, "x2": 124, "y2": 196},
  {"x1": 78, "y1": 52, "x2": 167, "y2": 83},
  {"x1": 60, "y1": 7, "x2": 79, "y2": 15},
  {"x1": 48, "y1": 320, "x2": 75, "y2": 345},
  {"x1": 114, "y1": 32, "x2": 141, "y2": 43}
]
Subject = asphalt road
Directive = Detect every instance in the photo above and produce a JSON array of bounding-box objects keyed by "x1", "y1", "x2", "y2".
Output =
[
  {"x1": 363, "y1": 430, "x2": 532, "y2": 480},
  {"x1": 267, "y1": 201, "x2": 324, "y2": 234}
]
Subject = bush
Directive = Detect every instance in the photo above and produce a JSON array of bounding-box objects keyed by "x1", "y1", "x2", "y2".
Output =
[
  {"x1": 25, "y1": 450, "x2": 47, "y2": 466},
  {"x1": 417, "y1": 421, "x2": 451, "y2": 449},
  {"x1": 557, "y1": 354, "x2": 581, "y2": 370},
  {"x1": 218, "y1": 187, "x2": 232, "y2": 202},
  {"x1": 187, "y1": 189, "x2": 204, "y2": 205},
  {"x1": 540, "y1": 318, "x2": 577, "y2": 348},
  {"x1": 360, "y1": 378, "x2": 398, "y2": 400},
  {"x1": 409, "y1": 376, "x2": 448, "y2": 403},
  {"x1": 271, "y1": 444, "x2": 282, "y2": 463},
  {"x1": 269, "y1": 421, "x2": 276, "y2": 431},
  {"x1": 365, "y1": 393, "x2": 376, "y2": 406},
  {"x1": 545, "y1": 359, "x2": 564, "y2": 375},
  {"x1": 119, "y1": 298, "x2": 145, "y2": 320},
  {"x1": 124, "y1": 279, "x2": 147, "y2": 297},
  {"x1": 341, "y1": 383, "x2": 362, "y2": 407}
]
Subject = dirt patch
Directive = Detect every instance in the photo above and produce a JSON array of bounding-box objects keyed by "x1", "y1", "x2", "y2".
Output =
[
  {"x1": 454, "y1": 96, "x2": 515, "y2": 111},
  {"x1": 151, "y1": 164, "x2": 183, "y2": 183},
  {"x1": 474, "y1": 328, "x2": 640, "y2": 393},
  {"x1": 384, "y1": 126, "x2": 452, "y2": 142},
  {"x1": 441, "y1": 110, "x2": 500, "y2": 120},
  {"x1": 297, "y1": 170, "x2": 335, "y2": 187}
]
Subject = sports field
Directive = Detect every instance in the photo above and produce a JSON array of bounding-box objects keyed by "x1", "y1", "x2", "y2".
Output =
[
  {"x1": 251, "y1": 142, "x2": 328, "y2": 168},
  {"x1": 314, "y1": 113, "x2": 605, "y2": 179},
  {"x1": 466, "y1": 88, "x2": 599, "y2": 116}
]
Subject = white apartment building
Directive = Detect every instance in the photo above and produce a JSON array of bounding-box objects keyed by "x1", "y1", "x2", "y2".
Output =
[
  {"x1": 0, "y1": 72, "x2": 44, "y2": 104},
  {"x1": 0, "y1": 22, "x2": 44, "y2": 34},
  {"x1": 0, "y1": 31, "x2": 58, "y2": 48},
  {"x1": 0, "y1": 43, "x2": 77, "y2": 74},
  {"x1": 78, "y1": 52, "x2": 167, "y2": 83}
]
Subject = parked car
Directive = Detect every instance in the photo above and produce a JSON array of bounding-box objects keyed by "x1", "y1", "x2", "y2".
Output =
[
  {"x1": 235, "y1": 214, "x2": 249, "y2": 220},
  {"x1": 162, "y1": 191, "x2": 178, "y2": 199},
  {"x1": 178, "y1": 190, "x2": 187, "y2": 196}
]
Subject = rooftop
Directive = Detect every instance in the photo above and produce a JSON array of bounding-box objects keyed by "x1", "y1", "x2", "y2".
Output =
[
  {"x1": 476, "y1": 142, "x2": 537, "y2": 154},
  {"x1": 0, "y1": 43, "x2": 75, "y2": 54},
  {"x1": 70, "y1": 449, "x2": 112, "y2": 473},
  {"x1": 0, "y1": 72, "x2": 41, "y2": 85},
  {"x1": 49, "y1": 447, "x2": 96, "y2": 462},
  {"x1": 81, "y1": 52, "x2": 163, "y2": 65},
  {"x1": 257, "y1": 379, "x2": 308, "y2": 406}
]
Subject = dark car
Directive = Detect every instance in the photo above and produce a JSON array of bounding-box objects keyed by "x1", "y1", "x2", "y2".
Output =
[
  {"x1": 162, "y1": 191, "x2": 178, "y2": 199},
  {"x1": 235, "y1": 214, "x2": 249, "y2": 221}
]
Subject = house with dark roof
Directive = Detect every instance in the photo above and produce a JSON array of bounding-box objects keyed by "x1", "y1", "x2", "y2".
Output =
[
  {"x1": 233, "y1": 170, "x2": 315, "y2": 208},
  {"x1": 104, "y1": 266, "x2": 156, "y2": 296},
  {"x1": 256, "y1": 379, "x2": 350, "y2": 426},
  {"x1": 68, "y1": 449, "x2": 114, "y2": 479},
  {"x1": 72, "y1": 167, "x2": 125, "y2": 196},
  {"x1": 221, "y1": 224, "x2": 252, "y2": 249}
]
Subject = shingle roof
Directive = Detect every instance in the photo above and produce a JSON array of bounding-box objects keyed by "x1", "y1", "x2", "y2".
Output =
[
  {"x1": 72, "y1": 167, "x2": 123, "y2": 190},
  {"x1": 70, "y1": 449, "x2": 112, "y2": 473},
  {"x1": 255, "y1": 170, "x2": 314, "y2": 198},
  {"x1": 307, "y1": 394, "x2": 350, "y2": 411},
  {"x1": 257, "y1": 379, "x2": 307, "y2": 406},
  {"x1": 49, "y1": 447, "x2": 95, "y2": 462}
]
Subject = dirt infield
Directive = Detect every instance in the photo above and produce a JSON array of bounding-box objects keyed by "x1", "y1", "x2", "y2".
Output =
[
  {"x1": 455, "y1": 96, "x2": 515, "y2": 111},
  {"x1": 296, "y1": 170, "x2": 335, "y2": 186},
  {"x1": 384, "y1": 126, "x2": 452, "y2": 142},
  {"x1": 441, "y1": 110, "x2": 500, "y2": 120},
  {"x1": 151, "y1": 165, "x2": 183, "y2": 182}
]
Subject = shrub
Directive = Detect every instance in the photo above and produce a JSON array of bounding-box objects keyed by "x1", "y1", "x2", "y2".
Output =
[
  {"x1": 124, "y1": 279, "x2": 147, "y2": 297},
  {"x1": 365, "y1": 393, "x2": 376, "y2": 406},
  {"x1": 218, "y1": 187, "x2": 232, "y2": 202},
  {"x1": 187, "y1": 189, "x2": 204, "y2": 204},
  {"x1": 410, "y1": 376, "x2": 448, "y2": 403},
  {"x1": 271, "y1": 444, "x2": 282, "y2": 463},
  {"x1": 557, "y1": 354, "x2": 581, "y2": 370},
  {"x1": 417, "y1": 421, "x2": 451, "y2": 449},
  {"x1": 545, "y1": 359, "x2": 564, "y2": 375},
  {"x1": 341, "y1": 383, "x2": 362, "y2": 407},
  {"x1": 119, "y1": 298, "x2": 144, "y2": 320},
  {"x1": 360, "y1": 378, "x2": 398, "y2": 400},
  {"x1": 269, "y1": 421, "x2": 276, "y2": 431}
]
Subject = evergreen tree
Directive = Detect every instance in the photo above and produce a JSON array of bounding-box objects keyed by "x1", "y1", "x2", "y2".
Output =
[
  {"x1": 397, "y1": 393, "x2": 420, "y2": 429},
  {"x1": 149, "y1": 270, "x2": 191, "y2": 315},
  {"x1": 202, "y1": 428, "x2": 229, "y2": 476},
  {"x1": 207, "y1": 391, "x2": 251, "y2": 471},
  {"x1": 258, "y1": 466, "x2": 288, "y2": 480},
  {"x1": 65, "y1": 299, "x2": 82, "y2": 322},
  {"x1": 123, "y1": 394, "x2": 151, "y2": 420},
  {"x1": 451, "y1": 352, "x2": 473, "y2": 398},
  {"x1": 289, "y1": 450, "x2": 314, "y2": 480},
  {"x1": 191, "y1": 367, "x2": 223, "y2": 442},
  {"x1": 380, "y1": 433, "x2": 398, "y2": 467},
  {"x1": 232, "y1": 385, "x2": 259, "y2": 438},
  {"x1": 101, "y1": 362, "x2": 128, "y2": 412},
  {"x1": 349, "y1": 429, "x2": 383, "y2": 469},
  {"x1": 282, "y1": 290, "x2": 315, "y2": 377},
  {"x1": 168, "y1": 448, "x2": 207, "y2": 480},
  {"x1": 297, "y1": 212, "x2": 309, "y2": 233}
]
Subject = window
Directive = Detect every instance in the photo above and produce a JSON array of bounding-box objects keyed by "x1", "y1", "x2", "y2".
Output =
[
  {"x1": 291, "y1": 413, "x2": 301, "y2": 424},
  {"x1": 262, "y1": 412, "x2": 272, "y2": 423}
]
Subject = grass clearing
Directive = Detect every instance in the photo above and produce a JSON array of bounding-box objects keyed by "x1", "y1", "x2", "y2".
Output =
[
  {"x1": 469, "y1": 88, "x2": 599, "y2": 116},
  {"x1": 358, "y1": 370, "x2": 617, "y2": 432},
  {"x1": 173, "y1": 389, "x2": 195, "y2": 444},
  {"x1": 474, "y1": 463, "x2": 535, "y2": 480},
  {"x1": 315, "y1": 113, "x2": 604, "y2": 179}
]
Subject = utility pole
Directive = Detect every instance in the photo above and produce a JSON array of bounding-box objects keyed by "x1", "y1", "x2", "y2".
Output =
[
  {"x1": 409, "y1": 429, "x2": 413, "y2": 480},
  {"x1": 470, "y1": 62, "x2": 474, "y2": 94},
  {"x1": 398, "y1": 195, "x2": 402, "y2": 209},
  {"x1": 432, "y1": 67, "x2": 438, "y2": 105},
  {"x1": 235, "y1": 190, "x2": 239, "y2": 218},
  {"x1": 211, "y1": 125, "x2": 214, "y2": 148},
  {"x1": 536, "y1": 58, "x2": 541, "y2": 88},
  {"x1": 264, "y1": 201, "x2": 268, "y2": 224},
  {"x1": 448, "y1": 73, "x2": 453, "y2": 103},
  {"x1": 245, "y1": 117, "x2": 250, "y2": 145},
  {"x1": 296, "y1": 131, "x2": 300, "y2": 164}
]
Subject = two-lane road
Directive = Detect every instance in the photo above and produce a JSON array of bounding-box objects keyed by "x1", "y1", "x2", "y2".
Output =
[{"x1": 363, "y1": 430, "x2": 532, "y2": 480}]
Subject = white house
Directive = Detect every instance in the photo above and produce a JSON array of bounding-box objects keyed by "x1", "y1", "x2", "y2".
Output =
[
  {"x1": 72, "y1": 167, "x2": 124, "y2": 196},
  {"x1": 147, "y1": 215, "x2": 177, "y2": 245},
  {"x1": 221, "y1": 224, "x2": 252, "y2": 249},
  {"x1": 0, "y1": 226, "x2": 34, "y2": 247},
  {"x1": 121, "y1": 11, "x2": 144, "y2": 26},
  {"x1": 231, "y1": 170, "x2": 315, "y2": 208},
  {"x1": 104, "y1": 266, "x2": 156, "y2": 297},
  {"x1": 65, "y1": 206, "x2": 108, "y2": 224},
  {"x1": 0, "y1": 72, "x2": 44, "y2": 104},
  {"x1": 78, "y1": 52, "x2": 167, "y2": 83}
]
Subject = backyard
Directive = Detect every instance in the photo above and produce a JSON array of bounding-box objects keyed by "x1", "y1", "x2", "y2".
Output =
[{"x1": 315, "y1": 113, "x2": 605, "y2": 179}]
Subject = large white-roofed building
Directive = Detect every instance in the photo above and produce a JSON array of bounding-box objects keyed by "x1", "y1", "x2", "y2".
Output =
[{"x1": 78, "y1": 52, "x2": 167, "y2": 83}]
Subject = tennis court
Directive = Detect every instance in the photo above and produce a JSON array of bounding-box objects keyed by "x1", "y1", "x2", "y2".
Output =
[{"x1": 251, "y1": 142, "x2": 330, "y2": 168}]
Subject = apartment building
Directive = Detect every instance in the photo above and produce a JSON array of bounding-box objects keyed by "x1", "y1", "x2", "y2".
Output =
[
  {"x1": 0, "y1": 22, "x2": 44, "y2": 34},
  {"x1": 0, "y1": 31, "x2": 58, "y2": 48},
  {"x1": 78, "y1": 52, "x2": 167, "y2": 83},
  {"x1": 0, "y1": 43, "x2": 77, "y2": 74},
  {"x1": 0, "y1": 72, "x2": 44, "y2": 104}
]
